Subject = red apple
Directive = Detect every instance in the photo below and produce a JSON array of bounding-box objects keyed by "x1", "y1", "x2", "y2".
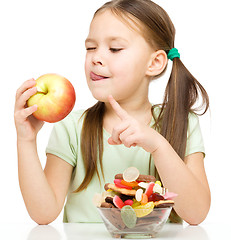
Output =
[{"x1": 27, "y1": 73, "x2": 76, "y2": 123}]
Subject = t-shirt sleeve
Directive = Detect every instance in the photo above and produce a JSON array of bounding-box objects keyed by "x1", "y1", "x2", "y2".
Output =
[
  {"x1": 45, "y1": 115, "x2": 78, "y2": 167},
  {"x1": 185, "y1": 113, "x2": 205, "y2": 157}
]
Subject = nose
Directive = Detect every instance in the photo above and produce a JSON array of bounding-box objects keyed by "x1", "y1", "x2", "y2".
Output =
[{"x1": 92, "y1": 49, "x2": 105, "y2": 66}]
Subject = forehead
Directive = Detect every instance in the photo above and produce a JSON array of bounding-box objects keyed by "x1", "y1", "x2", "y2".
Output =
[{"x1": 88, "y1": 10, "x2": 142, "y2": 40}]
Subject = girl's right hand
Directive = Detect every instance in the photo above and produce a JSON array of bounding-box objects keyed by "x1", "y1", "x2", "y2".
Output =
[{"x1": 14, "y1": 78, "x2": 44, "y2": 141}]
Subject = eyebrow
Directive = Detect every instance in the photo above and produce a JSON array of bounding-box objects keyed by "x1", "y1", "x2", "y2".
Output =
[{"x1": 85, "y1": 37, "x2": 129, "y2": 44}]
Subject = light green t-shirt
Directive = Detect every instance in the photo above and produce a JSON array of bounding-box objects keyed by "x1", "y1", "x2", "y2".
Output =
[{"x1": 45, "y1": 109, "x2": 205, "y2": 223}]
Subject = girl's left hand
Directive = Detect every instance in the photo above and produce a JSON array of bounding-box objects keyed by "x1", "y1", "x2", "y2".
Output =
[{"x1": 107, "y1": 95, "x2": 163, "y2": 153}]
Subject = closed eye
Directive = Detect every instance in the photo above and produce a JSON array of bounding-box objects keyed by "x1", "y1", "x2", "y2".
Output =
[
  {"x1": 86, "y1": 47, "x2": 96, "y2": 51},
  {"x1": 110, "y1": 48, "x2": 123, "y2": 53}
]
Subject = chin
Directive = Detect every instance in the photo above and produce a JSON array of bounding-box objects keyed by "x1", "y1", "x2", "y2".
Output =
[
  {"x1": 91, "y1": 91, "x2": 111, "y2": 103},
  {"x1": 94, "y1": 96, "x2": 109, "y2": 103}
]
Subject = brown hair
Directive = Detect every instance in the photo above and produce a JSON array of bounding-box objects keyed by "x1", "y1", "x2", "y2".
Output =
[{"x1": 73, "y1": 0, "x2": 209, "y2": 223}]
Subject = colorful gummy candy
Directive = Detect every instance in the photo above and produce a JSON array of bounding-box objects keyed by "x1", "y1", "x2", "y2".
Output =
[{"x1": 94, "y1": 167, "x2": 178, "y2": 227}]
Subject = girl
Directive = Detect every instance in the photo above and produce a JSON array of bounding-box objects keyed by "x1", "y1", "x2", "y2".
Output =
[{"x1": 14, "y1": 0, "x2": 210, "y2": 225}]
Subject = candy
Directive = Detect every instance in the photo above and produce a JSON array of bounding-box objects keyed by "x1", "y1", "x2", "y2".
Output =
[
  {"x1": 141, "y1": 193, "x2": 148, "y2": 205},
  {"x1": 148, "y1": 192, "x2": 164, "y2": 202},
  {"x1": 105, "y1": 183, "x2": 137, "y2": 196},
  {"x1": 98, "y1": 167, "x2": 176, "y2": 222},
  {"x1": 154, "y1": 200, "x2": 174, "y2": 208},
  {"x1": 138, "y1": 182, "x2": 149, "y2": 189},
  {"x1": 163, "y1": 192, "x2": 178, "y2": 200},
  {"x1": 113, "y1": 195, "x2": 125, "y2": 209},
  {"x1": 153, "y1": 183, "x2": 162, "y2": 194},
  {"x1": 145, "y1": 182, "x2": 155, "y2": 197},
  {"x1": 115, "y1": 173, "x2": 155, "y2": 182},
  {"x1": 102, "y1": 190, "x2": 115, "y2": 199},
  {"x1": 135, "y1": 188, "x2": 143, "y2": 202},
  {"x1": 114, "y1": 179, "x2": 133, "y2": 190},
  {"x1": 121, "y1": 205, "x2": 137, "y2": 228},
  {"x1": 92, "y1": 193, "x2": 104, "y2": 207},
  {"x1": 123, "y1": 167, "x2": 140, "y2": 182},
  {"x1": 131, "y1": 200, "x2": 141, "y2": 208},
  {"x1": 124, "y1": 199, "x2": 133, "y2": 206},
  {"x1": 155, "y1": 180, "x2": 162, "y2": 186},
  {"x1": 121, "y1": 180, "x2": 138, "y2": 188},
  {"x1": 133, "y1": 201, "x2": 155, "y2": 218}
]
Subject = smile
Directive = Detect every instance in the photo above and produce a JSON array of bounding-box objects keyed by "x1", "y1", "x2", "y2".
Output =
[{"x1": 90, "y1": 72, "x2": 109, "y2": 81}]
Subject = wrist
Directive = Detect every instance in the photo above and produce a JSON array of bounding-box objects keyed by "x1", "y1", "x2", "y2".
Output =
[
  {"x1": 150, "y1": 131, "x2": 169, "y2": 155},
  {"x1": 17, "y1": 136, "x2": 37, "y2": 146},
  {"x1": 141, "y1": 127, "x2": 167, "y2": 154}
]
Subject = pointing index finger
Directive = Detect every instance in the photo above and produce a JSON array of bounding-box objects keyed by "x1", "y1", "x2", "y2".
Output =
[{"x1": 108, "y1": 95, "x2": 129, "y2": 120}]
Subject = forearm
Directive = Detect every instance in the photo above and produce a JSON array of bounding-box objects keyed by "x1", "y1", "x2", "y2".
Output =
[
  {"x1": 151, "y1": 135, "x2": 211, "y2": 225},
  {"x1": 17, "y1": 139, "x2": 59, "y2": 224}
]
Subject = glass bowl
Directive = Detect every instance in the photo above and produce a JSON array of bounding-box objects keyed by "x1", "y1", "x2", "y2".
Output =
[{"x1": 97, "y1": 206, "x2": 172, "y2": 238}]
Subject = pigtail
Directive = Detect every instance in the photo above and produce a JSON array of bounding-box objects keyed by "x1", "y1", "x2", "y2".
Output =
[
  {"x1": 152, "y1": 58, "x2": 209, "y2": 223},
  {"x1": 73, "y1": 101, "x2": 105, "y2": 193},
  {"x1": 154, "y1": 57, "x2": 209, "y2": 159}
]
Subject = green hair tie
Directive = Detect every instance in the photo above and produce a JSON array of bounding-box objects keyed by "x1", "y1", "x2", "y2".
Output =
[{"x1": 167, "y1": 48, "x2": 180, "y2": 61}]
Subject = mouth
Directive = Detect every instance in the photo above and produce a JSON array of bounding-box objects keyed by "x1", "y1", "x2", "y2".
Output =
[{"x1": 90, "y1": 72, "x2": 109, "y2": 81}]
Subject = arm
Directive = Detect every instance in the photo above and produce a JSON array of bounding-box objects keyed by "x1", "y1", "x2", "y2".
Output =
[
  {"x1": 15, "y1": 79, "x2": 73, "y2": 224},
  {"x1": 18, "y1": 145, "x2": 73, "y2": 224},
  {"x1": 107, "y1": 95, "x2": 211, "y2": 225},
  {"x1": 151, "y1": 134, "x2": 211, "y2": 225}
]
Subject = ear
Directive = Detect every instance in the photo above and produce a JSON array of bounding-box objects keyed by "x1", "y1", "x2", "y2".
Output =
[{"x1": 146, "y1": 50, "x2": 168, "y2": 77}]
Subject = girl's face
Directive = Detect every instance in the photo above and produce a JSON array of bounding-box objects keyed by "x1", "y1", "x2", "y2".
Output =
[{"x1": 85, "y1": 10, "x2": 154, "y2": 103}]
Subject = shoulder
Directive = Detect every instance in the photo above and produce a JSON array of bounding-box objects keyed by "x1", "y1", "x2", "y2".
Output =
[
  {"x1": 64, "y1": 109, "x2": 86, "y2": 122},
  {"x1": 58, "y1": 109, "x2": 85, "y2": 125},
  {"x1": 52, "y1": 109, "x2": 86, "y2": 134},
  {"x1": 187, "y1": 112, "x2": 200, "y2": 136}
]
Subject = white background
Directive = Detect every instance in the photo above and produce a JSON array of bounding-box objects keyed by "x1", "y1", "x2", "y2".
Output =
[{"x1": 0, "y1": 0, "x2": 230, "y2": 225}]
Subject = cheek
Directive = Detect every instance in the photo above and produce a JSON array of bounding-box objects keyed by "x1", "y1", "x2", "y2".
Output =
[
  {"x1": 110, "y1": 56, "x2": 132, "y2": 77},
  {"x1": 112, "y1": 59, "x2": 144, "y2": 80},
  {"x1": 84, "y1": 56, "x2": 89, "y2": 74}
]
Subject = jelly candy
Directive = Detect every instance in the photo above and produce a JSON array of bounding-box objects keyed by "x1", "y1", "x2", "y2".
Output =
[
  {"x1": 135, "y1": 188, "x2": 143, "y2": 202},
  {"x1": 145, "y1": 182, "x2": 155, "y2": 197},
  {"x1": 155, "y1": 180, "x2": 162, "y2": 186},
  {"x1": 133, "y1": 201, "x2": 155, "y2": 218},
  {"x1": 141, "y1": 193, "x2": 148, "y2": 205},
  {"x1": 131, "y1": 199, "x2": 141, "y2": 208},
  {"x1": 148, "y1": 192, "x2": 164, "y2": 202},
  {"x1": 164, "y1": 192, "x2": 178, "y2": 200},
  {"x1": 113, "y1": 195, "x2": 125, "y2": 209},
  {"x1": 123, "y1": 167, "x2": 140, "y2": 182},
  {"x1": 121, "y1": 205, "x2": 137, "y2": 228},
  {"x1": 138, "y1": 182, "x2": 149, "y2": 189},
  {"x1": 121, "y1": 180, "x2": 138, "y2": 188},
  {"x1": 124, "y1": 199, "x2": 133, "y2": 206},
  {"x1": 114, "y1": 179, "x2": 133, "y2": 190},
  {"x1": 92, "y1": 193, "x2": 104, "y2": 207},
  {"x1": 153, "y1": 182, "x2": 162, "y2": 194}
]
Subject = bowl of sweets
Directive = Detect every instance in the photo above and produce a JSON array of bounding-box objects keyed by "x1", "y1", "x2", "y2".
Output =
[{"x1": 94, "y1": 167, "x2": 177, "y2": 238}]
